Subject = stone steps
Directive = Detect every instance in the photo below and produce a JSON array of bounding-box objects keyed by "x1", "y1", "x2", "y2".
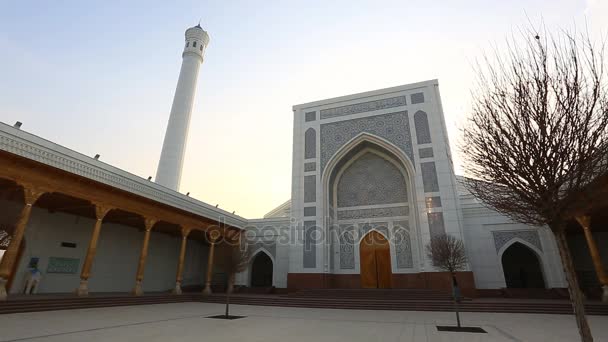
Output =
[
  {"x1": 0, "y1": 294, "x2": 197, "y2": 315},
  {"x1": 286, "y1": 289, "x2": 454, "y2": 301},
  {"x1": 200, "y1": 294, "x2": 608, "y2": 316},
  {"x1": 0, "y1": 292, "x2": 606, "y2": 316}
]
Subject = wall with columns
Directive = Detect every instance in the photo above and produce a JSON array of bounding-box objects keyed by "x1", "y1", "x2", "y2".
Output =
[
  {"x1": 457, "y1": 180, "x2": 567, "y2": 289},
  {"x1": 0, "y1": 199, "x2": 207, "y2": 294},
  {"x1": 568, "y1": 232, "x2": 608, "y2": 288}
]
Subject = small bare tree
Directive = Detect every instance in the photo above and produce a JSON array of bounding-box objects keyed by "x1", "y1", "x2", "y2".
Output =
[
  {"x1": 218, "y1": 238, "x2": 250, "y2": 318},
  {"x1": 426, "y1": 234, "x2": 468, "y2": 328},
  {"x1": 462, "y1": 25, "x2": 608, "y2": 341}
]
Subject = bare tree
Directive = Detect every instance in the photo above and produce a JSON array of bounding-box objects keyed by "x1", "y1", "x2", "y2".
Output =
[
  {"x1": 426, "y1": 234, "x2": 468, "y2": 274},
  {"x1": 217, "y1": 237, "x2": 250, "y2": 318},
  {"x1": 462, "y1": 25, "x2": 608, "y2": 341},
  {"x1": 426, "y1": 234, "x2": 468, "y2": 328}
]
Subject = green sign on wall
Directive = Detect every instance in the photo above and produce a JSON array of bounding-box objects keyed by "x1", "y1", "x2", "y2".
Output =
[{"x1": 46, "y1": 257, "x2": 80, "y2": 274}]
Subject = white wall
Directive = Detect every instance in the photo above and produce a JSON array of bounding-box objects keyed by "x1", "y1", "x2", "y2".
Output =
[
  {"x1": 236, "y1": 218, "x2": 290, "y2": 288},
  {"x1": 1, "y1": 200, "x2": 206, "y2": 294},
  {"x1": 458, "y1": 187, "x2": 566, "y2": 289}
]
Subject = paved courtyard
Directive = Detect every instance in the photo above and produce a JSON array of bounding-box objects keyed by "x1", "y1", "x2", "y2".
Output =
[{"x1": 0, "y1": 303, "x2": 607, "y2": 341}]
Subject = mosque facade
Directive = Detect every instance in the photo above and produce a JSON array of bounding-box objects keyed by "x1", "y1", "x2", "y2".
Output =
[{"x1": 1, "y1": 24, "x2": 606, "y2": 301}]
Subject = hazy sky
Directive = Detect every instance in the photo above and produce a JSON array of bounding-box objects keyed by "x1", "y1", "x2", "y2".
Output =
[{"x1": 0, "y1": 0, "x2": 605, "y2": 218}]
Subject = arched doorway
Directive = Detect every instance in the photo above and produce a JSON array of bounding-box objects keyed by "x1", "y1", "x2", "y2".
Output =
[
  {"x1": 360, "y1": 231, "x2": 392, "y2": 288},
  {"x1": 250, "y1": 252, "x2": 273, "y2": 287},
  {"x1": 501, "y1": 242, "x2": 545, "y2": 288}
]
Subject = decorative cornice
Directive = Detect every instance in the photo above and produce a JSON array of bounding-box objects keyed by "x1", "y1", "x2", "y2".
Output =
[
  {"x1": 0, "y1": 122, "x2": 247, "y2": 229},
  {"x1": 320, "y1": 96, "x2": 406, "y2": 120}
]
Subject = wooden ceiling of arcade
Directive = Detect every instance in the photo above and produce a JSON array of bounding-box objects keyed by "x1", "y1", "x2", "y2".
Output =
[{"x1": 0, "y1": 150, "x2": 241, "y2": 244}]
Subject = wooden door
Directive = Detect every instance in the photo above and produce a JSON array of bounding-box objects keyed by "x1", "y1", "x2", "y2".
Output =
[{"x1": 360, "y1": 231, "x2": 392, "y2": 288}]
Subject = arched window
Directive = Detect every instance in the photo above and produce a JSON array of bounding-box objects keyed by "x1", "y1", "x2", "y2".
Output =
[
  {"x1": 199, "y1": 45, "x2": 203, "y2": 51},
  {"x1": 193, "y1": 41, "x2": 197, "y2": 47},
  {"x1": 185, "y1": 42, "x2": 189, "y2": 47},
  {"x1": 414, "y1": 110, "x2": 432, "y2": 144},
  {"x1": 305, "y1": 128, "x2": 316, "y2": 159}
]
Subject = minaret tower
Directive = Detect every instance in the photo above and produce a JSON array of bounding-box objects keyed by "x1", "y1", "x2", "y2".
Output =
[{"x1": 155, "y1": 24, "x2": 210, "y2": 190}]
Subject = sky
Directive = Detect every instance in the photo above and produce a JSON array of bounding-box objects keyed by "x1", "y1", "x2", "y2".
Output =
[{"x1": 0, "y1": 0, "x2": 606, "y2": 219}]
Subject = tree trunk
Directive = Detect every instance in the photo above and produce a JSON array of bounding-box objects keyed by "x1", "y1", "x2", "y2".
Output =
[
  {"x1": 451, "y1": 273, "x2": 461, "y2": 328},
  {"x1": 225, "y1": 290, "x2": 230, "y2": 318},
  {"x1": 225, "y1": 273, "x2": 234, "y2": 318},
  {"x1": 554, "y1": 227, "x2": 593, "y2": 342}
]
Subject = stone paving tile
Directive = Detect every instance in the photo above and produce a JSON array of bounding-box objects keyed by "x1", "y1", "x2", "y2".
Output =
[{"x1": 0, "y1": 303, "x2": 606, "y2": 341}]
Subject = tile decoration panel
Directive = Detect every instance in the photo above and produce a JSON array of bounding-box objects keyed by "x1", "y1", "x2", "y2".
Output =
[
  {"x1": 427, "y1": 212, "x2": 446, "y2": 237},
  {"x1": 414, "y1": 110, "x2": 432, "y2": 144},
  {"x1": 393, "y1": 220, "x2": 413, "y2": 268},
  {"x1": 421, "y1": 162, "x2": 440, "y2": 193},
  {"x1": 304, "y1": 175, "x2": 316, "y2": 203},
  {"x1": 305, "y1": 111, "x2": 317, "y2": 122},
  {"x1": 251, "y1": 241, "x2": 277, "y2": 259},
  {"x1": 419, "y1": 147, "x2": 434, "y2": 159},
  {"x1": 411, "y1": 92, "x2": 425, "y2": 104},
  {"x1": 337, "y1": 206, "x2": 409, "y2": 220},
  {"x1": 320, "y1": 96, "x2": 406, "y2": 120},
  {"x1": 337, "y1": 152, "x2": 408, "y2": 207},
  {"x1": 305, "y1": 128, "x2": 316, "y2": 159},
  {"x1": 359, "y1": 222, "x2": 389, "y2": 241},
  {"x1": 303, "y1": 206, "x2": 316, "y2": 217},
  {"x1": 303, "y1": 221, "x2": 317, "y2": 268},
  {"x1": 304, "y1": 162, "x2": 316, "y2": 172},
  {"x1": 492, "y1": 230, "x2": 542, "y2": 252},
  {"x1": 338, "y1": 224, "x2": 356, "y2": 269},
  {"x1": 320, "y1": 111, "x2": 414, "y2": 172}
]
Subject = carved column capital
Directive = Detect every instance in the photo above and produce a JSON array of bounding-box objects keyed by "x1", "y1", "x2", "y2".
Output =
[
  {"x1": 181, "y1": 226, "x2": 192, "y2": 238},
  {"x1": 20, "y1": 184, "x2": 45, "y2": 205},
  {"x1": 207, "y1": 227, "x2": 222, "y2": 244},
  {"x1": 575, "y1": 215, "x2": 591, "y2": 230},
  {"x1": 93, "y1": 203, "x2": 113, "y2": 220},
  {"x1": 144, "y1": 218, "x2": 157, "y2": 232}
]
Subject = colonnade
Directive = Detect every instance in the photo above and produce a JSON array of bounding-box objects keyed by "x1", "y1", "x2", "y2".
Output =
[
  {"x1": 575, "y1": 215, "x2": 608, "y2": 302},
  {"x1": 0, "y1": 183, "x2": 224, "y2": 300}
]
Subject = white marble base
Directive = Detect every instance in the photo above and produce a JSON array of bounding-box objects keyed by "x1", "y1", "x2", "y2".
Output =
[
  {"x1": 75, "y1": 280, "x2": 89, "y2": 296},
  {"x1": 202, "y1": 283, "x2": 212, "y2": 295},
  {"x1": 0, "y1": 278, "x2": 7, "y2": 301},
  {"x1": 132, "y1": 280, "x2": 144, "y2": 296},
  {"x1": 172, "y1": 282, "x2": 182, "y2": 295}
]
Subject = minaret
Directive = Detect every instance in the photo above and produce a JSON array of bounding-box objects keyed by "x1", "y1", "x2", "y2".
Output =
[{"x1": 155, "y1": 24, "x2": 210, "y2": 190}]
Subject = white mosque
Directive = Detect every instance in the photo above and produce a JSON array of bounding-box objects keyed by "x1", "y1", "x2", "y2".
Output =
[{"x1": 0, "y1": 24, "x2": 606, "y2": 301}]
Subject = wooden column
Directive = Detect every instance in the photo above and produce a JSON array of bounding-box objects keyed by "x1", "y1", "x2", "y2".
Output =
[
  {"x1": 0, "y1": 185, "x2": 44, "y2": 300},
  {"x1": 576, "y1": 215, "x2": 608, "y2": 302},
  {"x1": 132, "y1": 218, "x2": 156, "y2": 296},
  {"x1": 76, "y1": 204, "x2": 111, "y2": 296},
  {"x1": 202, "y1": 239, "x2": 216, "y2": 295},
  {"x1": 172, "y1": 227, "x2": 191, "y2": 295}
]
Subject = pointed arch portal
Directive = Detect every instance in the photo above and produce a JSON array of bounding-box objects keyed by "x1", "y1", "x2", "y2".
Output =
[
  {"x1": 501, "y1": 242, "x2": 545, "y2": 288},
  {"x1": 250, "y1": 252, "x2": 273, "y2": 287},
  {"x1": 360, "y1": 231, "x2": 392, "y2": 288}
]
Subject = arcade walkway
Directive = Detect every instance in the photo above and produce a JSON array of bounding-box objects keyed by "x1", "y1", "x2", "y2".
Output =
[{"x1": 1, "y1": 302, "x2": 607, "y2": 341}]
